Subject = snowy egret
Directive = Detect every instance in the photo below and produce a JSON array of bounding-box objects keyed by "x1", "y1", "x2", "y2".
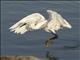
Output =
[{"x1": 9, "y1": 10, "x2": 72, "y2": 48}]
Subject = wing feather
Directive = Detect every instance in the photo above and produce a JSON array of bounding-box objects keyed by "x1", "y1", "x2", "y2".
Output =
[
  {"x1": 46, "y1": 10, "x2": 72, "y2": 33},
  {"x1": 9, "y1": 13, "x2": 46, "y2": 34}
]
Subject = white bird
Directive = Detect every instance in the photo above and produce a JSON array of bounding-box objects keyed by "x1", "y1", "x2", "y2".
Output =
[{"x1": 9, "y1": 10, "x2": 72, "y2": 48}]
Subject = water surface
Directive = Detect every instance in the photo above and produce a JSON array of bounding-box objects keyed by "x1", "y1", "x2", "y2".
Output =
[{"x1": 1, "y1": 1, "x2": 80, "y2": 60}]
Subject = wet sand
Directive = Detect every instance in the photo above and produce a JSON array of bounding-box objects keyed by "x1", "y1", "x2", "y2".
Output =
[{"x1": 0, "y1": 56, "x2": 42, "y2": 60}]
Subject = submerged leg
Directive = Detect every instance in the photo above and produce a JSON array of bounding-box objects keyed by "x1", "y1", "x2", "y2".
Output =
[
  {"x1": 45, "y1": 33, "x2": 58, "y2": 48},
  {"x1": 46, "y1": 51, "x2": 58, "y2": 60}
]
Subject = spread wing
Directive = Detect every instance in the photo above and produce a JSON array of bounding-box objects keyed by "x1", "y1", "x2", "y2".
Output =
[
  {"x1": 46, "y1": 10, "x2": 72, "y2": 33},
  {"x1": 9, "y1": 13, "x2": 47, "y2": 34}
]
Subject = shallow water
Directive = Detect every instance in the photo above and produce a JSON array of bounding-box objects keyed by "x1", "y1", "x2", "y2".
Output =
[{"x1": 1, "y1": 1, "x2": 80, "y2": 60}]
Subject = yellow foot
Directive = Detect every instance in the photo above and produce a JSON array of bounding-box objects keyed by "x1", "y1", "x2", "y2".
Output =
[
  {"x1": 44, "y1": 38, "x2": 54, "y2": 48},
  {"x1": 44, "y1": 43, "x2": 49, "y2": 48},
  {"x1": 44, "y1": 40, "x2": 51, "y2": 48}
]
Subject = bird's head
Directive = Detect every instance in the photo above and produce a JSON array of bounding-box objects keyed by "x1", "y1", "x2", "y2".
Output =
[
  {"x1": 47, "y1": 10, "x2": 58, "y2": 19},
  {"x1": 47, "y1": 10, "x2": 57, "y2": 14}
]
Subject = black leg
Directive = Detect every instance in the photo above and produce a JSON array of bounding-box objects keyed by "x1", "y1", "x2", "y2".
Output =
[
  {"x1": 45, "y1": 32, "x2": 58, "y2": 48},
  {"x1": 49, "y1": 33, "x2": 58, "y2": 40}
]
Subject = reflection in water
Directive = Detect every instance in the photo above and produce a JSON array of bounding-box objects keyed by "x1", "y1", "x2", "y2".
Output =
[
  {"x1": 63, "y1": 44, "x2": 79, "y2": 50},
  {"x1": 45, "y1": 51, "x2": 58, "y2": 60}
]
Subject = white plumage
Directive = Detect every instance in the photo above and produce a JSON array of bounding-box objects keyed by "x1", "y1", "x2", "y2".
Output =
[{"x1": 9, "y1": 10, "x2": 72, "y2": 34}]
